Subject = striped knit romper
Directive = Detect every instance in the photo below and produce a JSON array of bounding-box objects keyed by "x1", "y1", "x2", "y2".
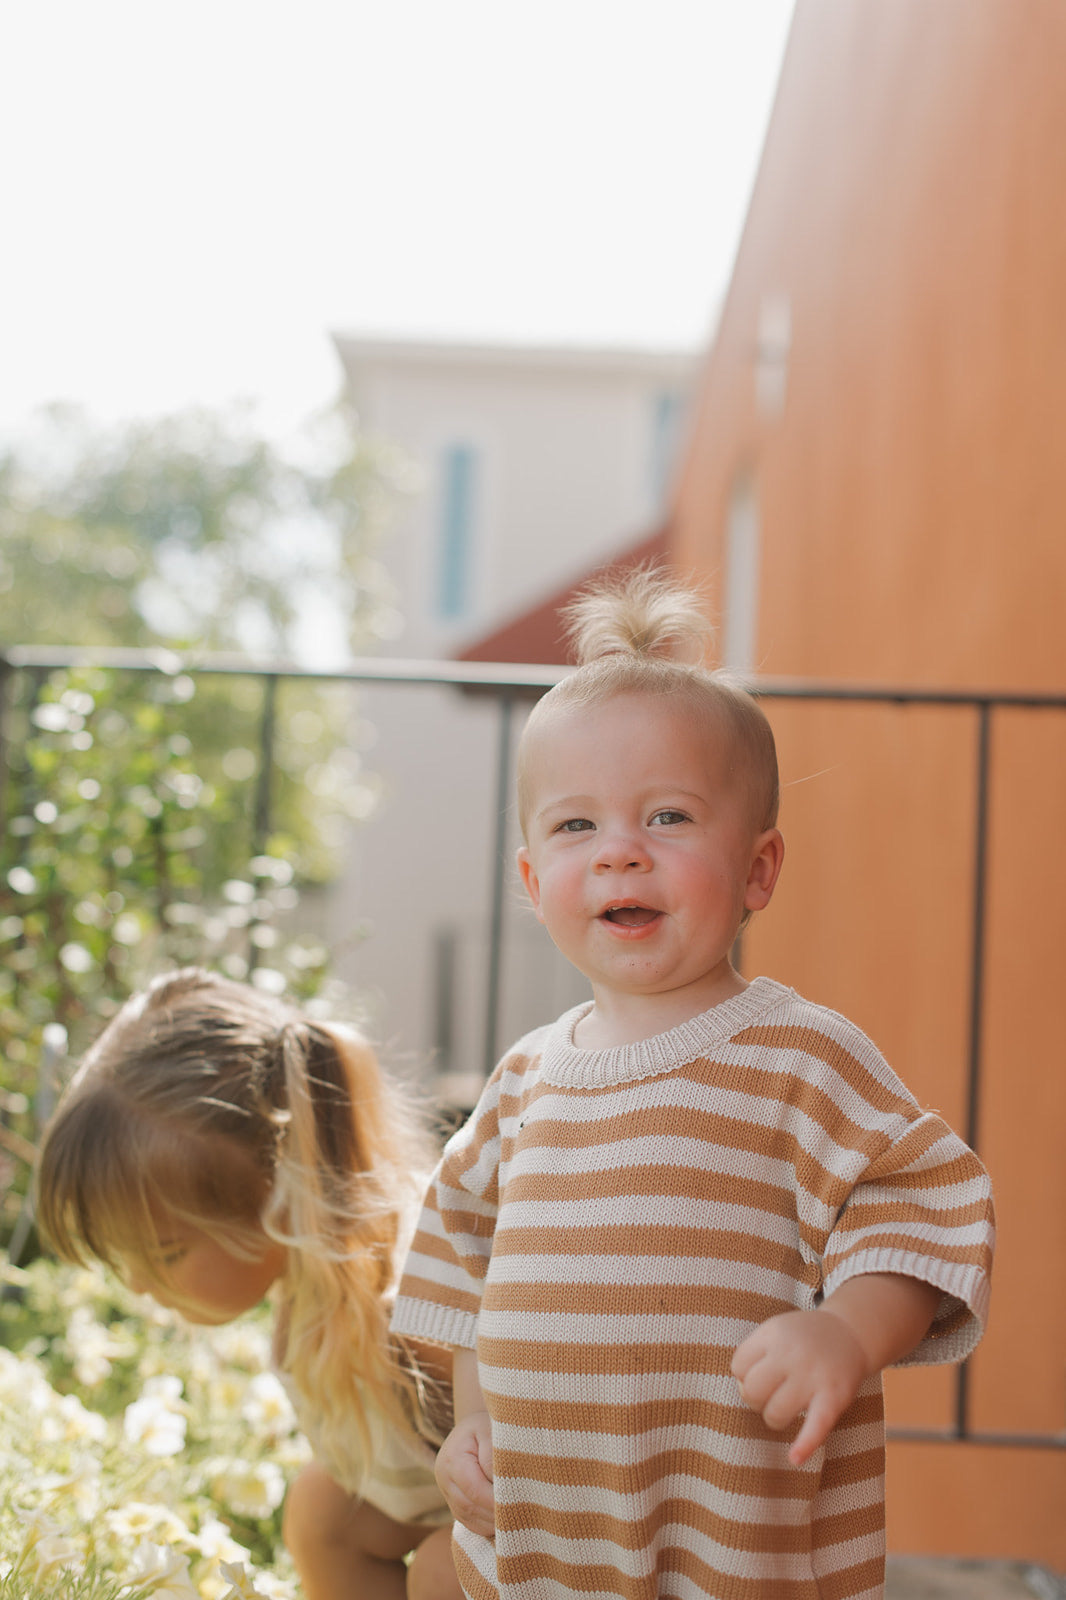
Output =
[{"x1": 392, "y1": 977, "x2": 995, "y2": 1600}]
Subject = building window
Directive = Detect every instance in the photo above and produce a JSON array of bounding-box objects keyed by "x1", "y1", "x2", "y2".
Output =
[
  {"x1": 437, "y1": 443, "x2": 478, "y2": 620},
  {"x1": 650, "y1": 390, "x2": 686, "y2": 507},
  {"x1": 723, "y1": 471, "x2": 760, "y2": 676}
]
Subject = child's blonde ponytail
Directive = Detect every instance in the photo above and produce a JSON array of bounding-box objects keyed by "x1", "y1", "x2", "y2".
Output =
[{"x1": 36, "y1": 968, "x2": 446, "y2": 1495}]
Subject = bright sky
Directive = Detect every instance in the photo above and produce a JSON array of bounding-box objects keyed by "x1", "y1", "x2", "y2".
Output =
[{"x1": 1, "y1": 1, "x2": 794, "y2": 441}]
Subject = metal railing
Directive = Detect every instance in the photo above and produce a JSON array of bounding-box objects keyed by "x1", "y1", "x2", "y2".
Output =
[{"x1": 2, "y1": 644, "x2": 1064, "y2": 1453}]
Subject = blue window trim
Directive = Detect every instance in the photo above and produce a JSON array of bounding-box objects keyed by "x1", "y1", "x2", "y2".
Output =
[{"x1": 438, "y1": 444, "x2": 476, "y2": 620}]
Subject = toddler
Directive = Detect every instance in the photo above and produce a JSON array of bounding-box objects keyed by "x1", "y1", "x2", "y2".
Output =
[
  {"x1": 37, "y1": 967, "x2": 462, "y2": 1600},
  {"x1": 390, "y1": 569, "x2": 995, "y2": 1600}
]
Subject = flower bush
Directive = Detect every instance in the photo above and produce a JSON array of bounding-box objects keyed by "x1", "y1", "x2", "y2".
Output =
[{"x1": 0, "y1": 1257, "x2": 309, "y2": 1600}]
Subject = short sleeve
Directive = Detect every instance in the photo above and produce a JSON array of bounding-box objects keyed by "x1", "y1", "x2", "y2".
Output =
[
  {"x1": 391, "y1": 1067, "x2": 506, "y2": 1351},
  {"x1": 822, "y1": 1109, "x2": 995, "y2": 1364}
]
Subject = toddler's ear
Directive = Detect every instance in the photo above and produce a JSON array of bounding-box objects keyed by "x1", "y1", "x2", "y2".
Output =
[
  {"x1": 516, "y1": 847, "x2": 545, "y2": 922},
  {"x1": 745, "y1": 828, "x2": 785, "y2": 912}
]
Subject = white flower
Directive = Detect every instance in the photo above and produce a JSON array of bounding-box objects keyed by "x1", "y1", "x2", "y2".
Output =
[
  {"x1": 25, "y1": 1463, "x2": 104, "y2": 1520},
  {"x1": 246, "y1": 1574, "x2": 298, "y2": 1600},
  {"x1": 104, "y1": 1500, "x2": 194, "y2": 1545},
  {"x1": 124, "y1": 1377, "x2": 188, "y2": 1457},
  {"x1": 209, "y1": 1371, "x2": 251, "y2": 1414},
  {"x1": 0, "y1": 1349, "x2": 53, "y2": 1412},
  {"x1": 194, "y1": 1519, "x2": 250, "y2": 1564},
  {"x1": 33, "y1": 1532, "x2": 85, "y2": 1576},
  {"x1": 13, "y1": 1505, "x2": 62, "y2": 1546},
  {"x1": 64, "y1": 1302, "x2": 136, "y2": 1384},
  {"x1": 125, "y1": 1541, "x2": 200, "y2": 1599},
  {"x1": 194, "y1": 1519, "x2": 253, "y2": 1599},
  {"x1": 203, "y1": 1456, "x2": 286, "y2": 1519},
  {"x1": 208, "y1": 1322, "x2": 272, "y2": 1370},
  {"x1": 241, "y1": 1372, "x2": 295, "y2": 1432},
  {"x1": 219, "y1": 1561, "x2": 271, "y2": 1599},
  {"x1": 38, "y1": 1388, "x2": 108, "y2": 1444}
]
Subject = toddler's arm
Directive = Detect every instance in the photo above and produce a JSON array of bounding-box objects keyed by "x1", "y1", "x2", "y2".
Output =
[
  {"x1": 435, "y1": 1347, "x2": 495, "y2": 1537},
  {"x1": 731, "y1": 1272, "x2": 941, "y2": 1466}
]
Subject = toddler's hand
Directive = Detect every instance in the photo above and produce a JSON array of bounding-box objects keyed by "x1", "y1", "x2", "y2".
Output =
[
  {"x1": 731, "y1": 1309, "x2": 869, "y2": 1466},
  {"x1": 435, "y1": 1410, "x2": 495, "y2": 1537}
]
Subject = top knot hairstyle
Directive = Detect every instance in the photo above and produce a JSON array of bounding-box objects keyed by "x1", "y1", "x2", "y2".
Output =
[
  {"x1": 517, "y1": 564, "x2": 779, "y2": 835},
  {"x1": 562, "y1": 563, "x2": 712, "y2": 667}
]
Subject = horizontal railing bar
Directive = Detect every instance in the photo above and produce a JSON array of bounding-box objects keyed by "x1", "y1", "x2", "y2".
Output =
[
  {"x1": 3, "y1": 646, "x2": 1066, "y2": 709},
  {"x1": 754, "y1": 679, "x2": 1066, "y2": 709},
  {"x1": 887, "y1": 1427, "x2": 1066, "y2": 1451},
  {"x1": 0, "y1": 645, "x2": 567, "y2": 693}
]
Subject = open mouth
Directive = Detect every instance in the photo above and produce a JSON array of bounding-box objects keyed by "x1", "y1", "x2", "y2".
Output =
[{"x1": 602, "y1": 904, "x2": 660, "y2": 927}]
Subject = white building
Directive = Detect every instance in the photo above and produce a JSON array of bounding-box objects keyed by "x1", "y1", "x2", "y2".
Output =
[{"x1": 323, "y1": 336, "x2": 696, "y2": 1103}]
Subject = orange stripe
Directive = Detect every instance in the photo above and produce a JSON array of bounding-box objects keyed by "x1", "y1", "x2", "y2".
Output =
[
  {"x1": 485, "y1": 1390, "x2": 883, "y2": 1441},
  {"x1": 500, "y1": 1162, "x2": 803, "y2": 1221},
  {"x1": 824, "y1": 1234, "x2": 991, "y2": 1268},
  {"x1": 495, "y1": 1544, "x2": 834, "y2": 1599},
  {"x1": 481, "y1": 1279, "x2": 799, "y2": 1323},
  {"x1": 493, "y1": 1446, "x2": 823, "y2": 1503},
  {"x1": 491, "y1": 1222, "x2": 806, "y2": 1275},
  {"x1": 397, "y1": 1273, "x2": 479, "y2": 1317},
  {"x1": 495, "y1": 1494, "x2": 885, "y2": 1558},
  {"x1": 450, "y1": 1538, "x2": 497, "y2": 1600},
  {"x1": 478, "y1": 1336, "x2": 743, "y2": 1377}
]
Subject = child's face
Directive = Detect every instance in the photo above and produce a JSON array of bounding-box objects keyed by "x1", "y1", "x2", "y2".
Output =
[
  {"x1": 125, "y1": 1214, "x2": 285, "y2": 1325},
  {"x1": 517, "y1": 692, "x2": 783, "y2": 1031}
]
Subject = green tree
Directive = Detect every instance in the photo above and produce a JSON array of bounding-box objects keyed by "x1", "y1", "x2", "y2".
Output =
[
  {"x1": 0, "y1": 402, "x2": 405, "y2": 655},
  {"x1": 0, "y1": 405, "x2": 408, "y2": 1249}
]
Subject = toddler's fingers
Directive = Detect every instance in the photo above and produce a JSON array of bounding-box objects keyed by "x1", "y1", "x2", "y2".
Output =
[
  {"x1": 442, "y1": 1465, "x2": 496, "y2": 1536},
  {"x1": 477, "y1": 1431, "x2": 495, "y2": 1483},
  {"x1": 730, "y1": 1326, "x2": 766, "y2": 1380},
  {"x1": 788, "y1": 1393, "x2": 839, "y2": 1466}
]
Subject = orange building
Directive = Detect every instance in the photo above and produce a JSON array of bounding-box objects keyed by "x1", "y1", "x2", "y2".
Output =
[{"x1": 668, "y1": 0, "x2": 1066, "y2": 1569}]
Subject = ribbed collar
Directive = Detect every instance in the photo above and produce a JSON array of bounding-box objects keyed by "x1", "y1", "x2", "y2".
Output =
[{"x1": 537, "y1": 976, "x2": 794, "y2": 1089}]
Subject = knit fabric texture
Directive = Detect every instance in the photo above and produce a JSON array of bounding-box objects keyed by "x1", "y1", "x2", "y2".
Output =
[{"x1": 392, "y1": 977, "x2": 995, "y2": 1600}]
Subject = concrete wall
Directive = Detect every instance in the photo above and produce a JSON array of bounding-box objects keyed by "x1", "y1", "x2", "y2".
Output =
[{"x1": 326, "y1": 338, "x2": 695, "y2": 1102}]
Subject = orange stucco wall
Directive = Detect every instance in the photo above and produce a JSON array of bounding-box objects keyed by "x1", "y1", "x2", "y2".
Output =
[{"x1": 670, "y1": 0, "x2": 1066, "y2": 1570}]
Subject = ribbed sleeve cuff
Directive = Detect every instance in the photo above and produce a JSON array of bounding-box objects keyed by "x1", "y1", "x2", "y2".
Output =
[
  {"x1": 391, "y1": 1294, "x2": 479, "y2": 1352},
  {"x1": 822, "y1": 1247, "x2": 991, "y2": 1366}
]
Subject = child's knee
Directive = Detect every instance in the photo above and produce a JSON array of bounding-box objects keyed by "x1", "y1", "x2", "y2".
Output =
[
  {"x1": 407, "y1": 1525, "x2": 461, "y2": 1600},
  {"x1": 282, "y1": 1461, "x2": 356, "y2": 1561}
]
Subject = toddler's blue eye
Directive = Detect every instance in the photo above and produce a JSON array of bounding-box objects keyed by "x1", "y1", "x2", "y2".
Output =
[{"x1": 558, "y1": 818, "x2": 593, "y2": 833}]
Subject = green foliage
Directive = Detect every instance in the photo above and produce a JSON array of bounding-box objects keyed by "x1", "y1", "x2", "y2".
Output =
[
  {"x1": 0, "y1": 403, "x2": 407, "y2": 656},
  {"x1": 0, "y1": 404, "x2": 408, "y2": 1253}
]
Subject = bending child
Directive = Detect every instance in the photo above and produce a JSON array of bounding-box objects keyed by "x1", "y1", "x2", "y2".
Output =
[
  {"x1": 36, "y1": 967, "x2": 462, "y2": 1600},
  {"x1": 391, "y1": 568, "x2": 995, "y2": 1600}
]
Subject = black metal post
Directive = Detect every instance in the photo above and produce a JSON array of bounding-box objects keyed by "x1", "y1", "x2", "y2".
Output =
[
  {"x1": 247, "y1": 674, "x2": 279, "y2": 972},
  {"x1": 0, "y1": 656, "x2": 11, "y2": 839},
  {"x1": 483, "y1": 694, "x2": 514, "y2": 1080},
  {"x1": 954, "y1": 700, "x2": 992, "y2": 1440}
]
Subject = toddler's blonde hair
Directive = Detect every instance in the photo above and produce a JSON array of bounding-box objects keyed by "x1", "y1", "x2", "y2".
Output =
[
  {"x1": 517, "y1": 564, "x2": 779, "y2": 835},
  {"x1": 36, "y1": 968, "x2": 446, "y2": 1482}
]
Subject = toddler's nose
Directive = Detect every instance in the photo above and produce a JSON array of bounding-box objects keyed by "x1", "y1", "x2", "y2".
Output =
[{"x1": 592, "y1": 829, "x2": 651, "y2": 871}]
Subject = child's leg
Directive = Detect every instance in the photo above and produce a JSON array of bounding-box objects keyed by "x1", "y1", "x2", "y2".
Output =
[
  {"x1": 406, "y1": 1524, "x2": 464, "y2": 1600},
  {"x1": 283, "y1": 1462, "x2": 459, "y2": 1600}
]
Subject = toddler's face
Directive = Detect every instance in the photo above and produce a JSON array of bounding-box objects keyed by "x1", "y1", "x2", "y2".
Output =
[
  {"x1": 124, "y1": 1213, "x2": 285, "y2": 1325},
  {"x1": 517, "y1": 692, "x2": 781, "y2": 1030}
]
